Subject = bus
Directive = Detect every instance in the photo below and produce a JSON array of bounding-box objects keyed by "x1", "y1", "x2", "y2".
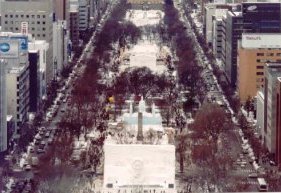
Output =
[{"x1": 257, "y1": 178, "x2": 268, "y2": 192}]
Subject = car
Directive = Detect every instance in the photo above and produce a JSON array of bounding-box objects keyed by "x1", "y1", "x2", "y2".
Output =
[
  {"x1": 29, "y1": 147, "x2": 35, "y2": 153},
  {"x1": 45, "y1": 132, "x2": 50, "y2": 138},
  {"x1": 61, "y1": 108, "x2": 66, "y2": 113},
  {"x1": 47, "y1": 138, "x2": 53, "y2": 145},
  {"x1": 24, "y1": 164, "x2": 32, "y2": 171},
  {"x1": 36, "y1": 148, "x2": 45, "y2": 154},
  {"x1": 248, "y1": 172, "x2": 258, "y2": 178}
]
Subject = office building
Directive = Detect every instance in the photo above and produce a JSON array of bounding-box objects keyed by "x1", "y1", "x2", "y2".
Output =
[
  {"x1": 242, "y1": 2, "x2": 281, "y2": 33},
  {"x1": 221, "y1": 10, "x2": 243, "y2": 87},
  {"x1": 54, "y1": 0, "x2": 70, "y2": 27},
  {"x1": 28, "y1": 40, "x2": 49, "y2": 105},
  {"x1": 276, "y1": 77, "x2": 281, "y2": 170},
  {"x1": 263, "y1": 63, "x2": 281, "y2": 155},
  {"x1": 28, "y1": 50, "x2": 39, "y2": 113},
  {"x1": 0, "y1": 60, "x2": 7, "y2": 153},
  {"x1": 256, "y1": 90, "x2": 264, "y2": 139},
  {"x1": 203, "y1": 3, "x2": 234, "y2": 46},
  {"x1": 237, "y1": 33, "x2": 281, "y2": 102},
  {"x1": 6, "y1": 65, "x2": 30, "y2": 128},
  {"x1": 1, "y1": 0, "x2": 54, "y2": 84},
  {"x1": 0, "y1": 32, "x2": 30, "y2": 128},
  {"x1": 69, "y1": 4, "x2": 80, "y2": 47},
  {"x1": 212, "y1": 9, "x2": 228, "y2": 59}
]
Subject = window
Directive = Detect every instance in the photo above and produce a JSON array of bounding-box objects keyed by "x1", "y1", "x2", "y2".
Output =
[
  {"x1": 257, "y1": 53, "x2": 264, "y2": 56},
  {"x1": 277, "y1": 53, "x2": 281, "y2": 56},
  {"x1": 42, "y1": 15, "x2": 46, "y2": 18},
  {"x1": 4, "y1": 21, "x2": 8, "y2": 24},
  {"x1": 266, "y1": 53, "x2": 274, "y2": 57},
  {"x1": 42, "y1": 27, "x2": 45, "y2": 31},
  {"x1": 15, "y1": 15, "x2": 18, "y2": 18},
  {"x1": 5, "y1": 14, "x2": 8, "y2": 18},
  {"x1": 37, "y1": 21, "x2": 40, "y2": 24},
  {"x1": 257, "y1": 66, "x2": 264, "y2": 69},
  {"x1": 21, "y1": 15, "x2": 24, "y2": 18},
  {"x1": 42, "y1": 21, "x2": 46, "y2": 25},
  {"x1": 37, "y1": 15, "x2": 40, "y2": 18},
  {"x1": 31, "y1": 15, "x2": 35, "y2": 19},
  {"x1": 26, "y1": 15, "x2": 29, "y2": 18},
  {"x1": 257, "y1": 72, "x2": 264, "y2": 76},
  {"x1": 10, "y1": 15, "x2": 13, "y2": 18}
]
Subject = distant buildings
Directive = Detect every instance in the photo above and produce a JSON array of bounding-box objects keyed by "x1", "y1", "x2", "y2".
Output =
[
  {"x1": 127, "y1": 0, "x2": 164, "y2": 10},
  {"x1": 1, "y1": 0, "x2": 54, "y2": 84},
  {"x1": 276, "y1": 77, "x2": 281, "y2": 169}
]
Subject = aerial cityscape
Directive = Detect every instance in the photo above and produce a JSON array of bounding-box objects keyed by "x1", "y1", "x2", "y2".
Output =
[{"x1": 0, "y1": 0, "x2": 280, "y2": 192}]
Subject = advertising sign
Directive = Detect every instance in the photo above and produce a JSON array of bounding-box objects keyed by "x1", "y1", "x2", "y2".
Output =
[
  {"x1": 11, "y1": 36, "x2": 28, "y2": 51},
  {"x1": 242, "y1": 33, "x2": 281, "y2": 49},
  {"x1": 0, "y1": 40, "x2": 19, "y2": 58}
]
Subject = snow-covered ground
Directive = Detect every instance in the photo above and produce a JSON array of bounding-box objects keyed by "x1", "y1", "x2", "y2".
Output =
[
  {"x1": 126, "y1": 10, "x2": 164, "y2": 27},
  {"x1": 120, "y1": 40, "x2": 169, "y2": 74}
]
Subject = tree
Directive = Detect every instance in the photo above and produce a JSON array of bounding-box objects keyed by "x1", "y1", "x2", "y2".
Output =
[{"x1": 176, "y1": 133, "x2": 189, "y2": 173}]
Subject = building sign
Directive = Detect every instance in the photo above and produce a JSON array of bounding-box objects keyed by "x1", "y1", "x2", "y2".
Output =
[
  {"x1": 11, "y1": 36, "x2": 28, "y2": 51},
  {"x1": 0, "y1": 40, "x2": 19, "y2": 58},
  {"x1": 242, "y1": 33, "x2": 281, "y2": 49}
]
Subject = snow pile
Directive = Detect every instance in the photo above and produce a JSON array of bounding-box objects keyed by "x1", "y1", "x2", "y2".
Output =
[{"x1": 126, "y1": 10, "x2": 163, "y2": 27}]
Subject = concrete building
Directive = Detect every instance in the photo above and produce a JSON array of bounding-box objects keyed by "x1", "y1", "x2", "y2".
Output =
[
  {"x1": 28, "y1": 40, "x2": 49, "y2": 104},
  {"x1": 54, "y1": 0, "x2": 70, "y2": 28},
  {"x1": 53, "y1": 20, "x2": 69, "y2": 76},
  {"x1": 0, "y1": 32, "x2": 30, "y2": 128},
  {"x1": 204, "y1": 3, "x2": 234, "y2": 46},
  {"x1": 212, "y1": 9, "x2": 228, "y2": 59},
  {"x1": 28, "y1": 50, "x2": 39, "y2": 113},
  {"x1": 276, "y1": 77, "x2": 281, "y2": 170},
  {"x1": 237, "y1": 33, "x2": 281, "y2": 102},
  {"x1": 242, "y1": 2, "x2": 281, "y2": 33},
  {"x1": 263, "y1": 63, "x2": 281, "y2": 155},
  {"x1": 69, "y1": 4, "x2": 80, "y2": 47},
  {"x1": 256, "y1": 90, "x2": 264, "y2": 139},
  {"x1": 6, "y1": 65, "x2": 29, "y2": 128},
  {"x1": 221, "y1": 10, "x2": 243, "y2": 87},
  {"x1": 70, "y1": 0, "x2": 90, "y2": 31},
  {"x1": 1, "y1": 0, "x2": 54, "y2": 84},
  {"x1": 0, "y1": 59, "x2": 7, "y2": 153}
]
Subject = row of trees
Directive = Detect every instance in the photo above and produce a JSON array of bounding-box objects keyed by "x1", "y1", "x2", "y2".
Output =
[{"x1": 161, "y1": 2, "x2": 206, "y2": 111}]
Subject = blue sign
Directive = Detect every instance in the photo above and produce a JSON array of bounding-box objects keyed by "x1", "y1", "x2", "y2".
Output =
[
  {"x1": 10, "y1": 36, "x2": 28, "y2": 51},
  {"x1": 0, "y1": 43, "x2": 10, "y2": 52}
]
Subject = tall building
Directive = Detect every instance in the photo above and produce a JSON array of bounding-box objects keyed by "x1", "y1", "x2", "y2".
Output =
[
  {"x1": 212, "y1": 9, "x2": 228, "y2": 59},
  {"x1": 1, "y1": 0, "x2": 54, "y2": 84},
  {"x1": 221, "y1": 10, "x2": 243, "y2": 87},
  {"x1": 70, "y1": 0, "x2": 90, "y2": 32},
  {"x1": 237, "y1": 33, "x2": 281, "y2": 102},
  {"x1": 69, "y1": 4, "x2": 80, "y2": 47},
  {"x1": 263, "y1": 63, "x2": 281, "y2": 155},
  {"x1": 242, "y1": 2, "x2": 281, "y2": 33},
  {"x1": 0, "y1": 32, "x2": 30, "y2": 128},
  {"x1": 28, "y1": 50, "x2": 39, "y2": 113},
  {"x1": 276, "y1": 77, "x2": 281, "y2": 170},
  {"x1": 54, "y1": 0, "x2": 70, "y2": 27},
  {"x1": 0, "y1": 60, "x2": 7, "y2": 153}
]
